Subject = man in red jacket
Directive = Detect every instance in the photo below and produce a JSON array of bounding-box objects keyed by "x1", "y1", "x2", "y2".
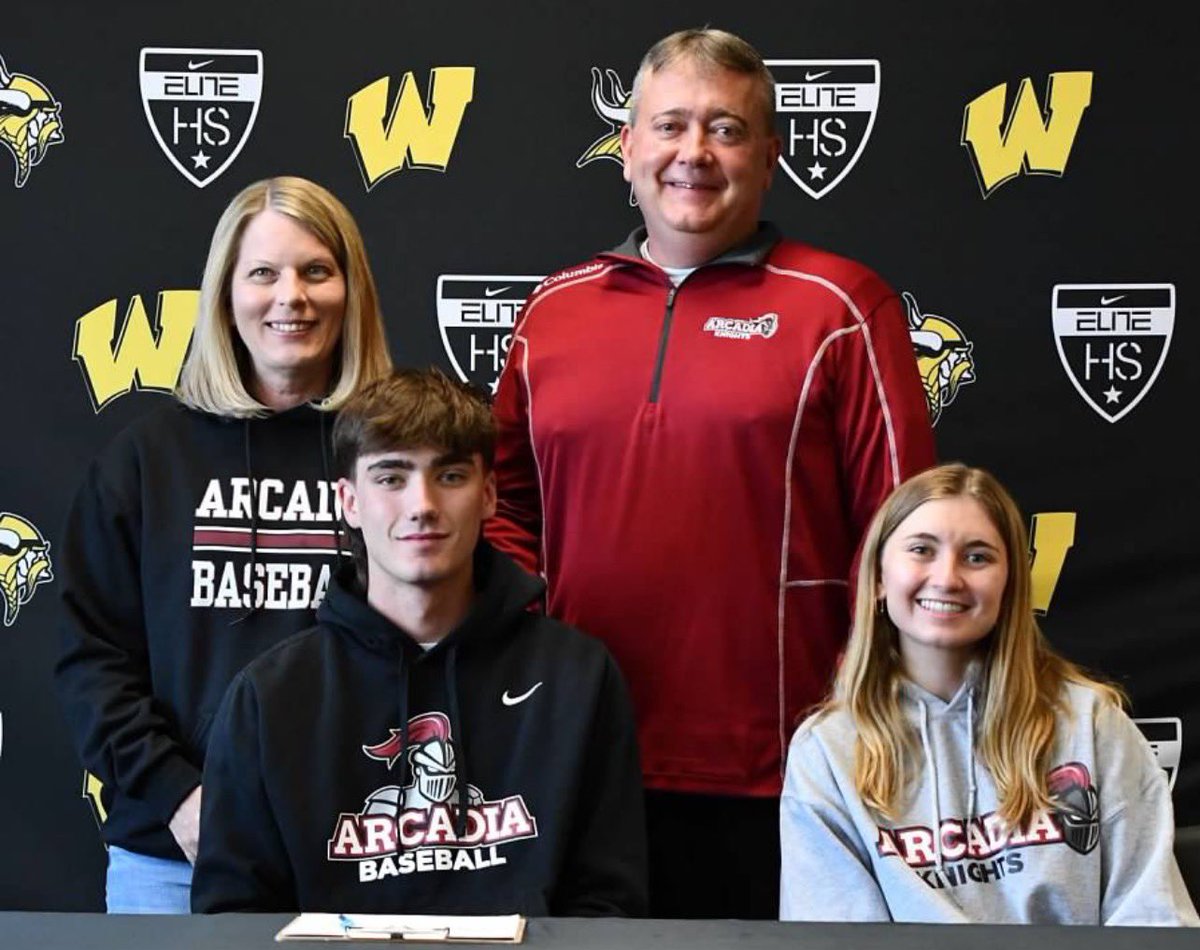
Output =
[{"x1": 488, "y1": 28, "x2": 935, "y2": 919}]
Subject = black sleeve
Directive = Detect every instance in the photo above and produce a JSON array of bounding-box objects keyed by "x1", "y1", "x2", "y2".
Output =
[
  {"x1": 192, "y1": 671, "x2": 296, "y2": 912},
  {"x1": 53, "y1": 451, "x2": 200, "y2": 826},
  {"x1": 551, "y1": 653, "x2": 648, "y2": 917}
]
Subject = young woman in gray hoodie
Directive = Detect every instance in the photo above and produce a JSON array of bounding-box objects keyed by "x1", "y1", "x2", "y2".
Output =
[{"x1": 780, "y1": 463, "x2": 1198, "y2": 925}]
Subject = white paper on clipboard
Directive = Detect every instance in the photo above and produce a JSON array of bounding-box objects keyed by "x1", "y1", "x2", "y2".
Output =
[{"x1": 275, "y1": 913, "x2": 526, "y2": 942}]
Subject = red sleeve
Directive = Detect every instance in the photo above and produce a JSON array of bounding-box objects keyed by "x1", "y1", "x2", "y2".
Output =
[
  {"x1": 486, "y1": 331, "x2": 543, "y2": 577},
  {"x1": 836, "y1": 291, "x2": 937, "y2": 545}
]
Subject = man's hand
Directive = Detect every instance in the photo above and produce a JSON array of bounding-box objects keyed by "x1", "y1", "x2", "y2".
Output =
[{"x1": 168, "y1": 786, "x2": 202, "y2": 864}]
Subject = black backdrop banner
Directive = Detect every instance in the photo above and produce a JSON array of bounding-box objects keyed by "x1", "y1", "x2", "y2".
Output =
[{"x1": 2, "y1": 0, "x2": 1195, "y2": 910}]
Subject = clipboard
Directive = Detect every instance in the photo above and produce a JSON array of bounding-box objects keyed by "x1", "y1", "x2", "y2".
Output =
[{"x1": 275, "y1": 913, "x2": 526, "y2": 943}]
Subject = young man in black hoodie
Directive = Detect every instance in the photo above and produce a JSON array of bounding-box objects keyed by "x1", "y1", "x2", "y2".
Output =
[{"x1": 191, "y1": 369, "x2": 647, "y2": 915}]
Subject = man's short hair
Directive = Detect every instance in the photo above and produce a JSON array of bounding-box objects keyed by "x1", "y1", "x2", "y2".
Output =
[
  {"x1": 628, "y1": 28, "x2": 776, "y2": 133},
  {"x1": 333, "y1": 368, "x2": 497, "y2": 479}
]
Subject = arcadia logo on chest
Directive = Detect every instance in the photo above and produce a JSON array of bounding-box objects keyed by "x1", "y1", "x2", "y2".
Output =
[
  {"x1": 189, "y1": 477, "x2": 345, "y2": 610},
  {"x1": 329, "y1": 713, "x2": 539, "y2": 883}
]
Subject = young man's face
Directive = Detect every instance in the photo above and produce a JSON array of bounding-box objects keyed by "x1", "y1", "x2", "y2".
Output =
[{"x1": 338, "y1": 447, "x2": 496, "y2": 593}]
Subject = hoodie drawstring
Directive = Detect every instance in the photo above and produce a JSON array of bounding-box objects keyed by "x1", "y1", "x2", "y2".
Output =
[
  {"x1": 445, "y1": 643, "x2": 469, "y2": 839},
  {"x1": 916, "y1": 699, "x2": 945, "y2": 870},
  {"x1": 230, "y1": 419, "x2": 261, "y2": 626},
  {"x1": 231, "y1": 410, "x2": 338, "y2": 625},
  {"x1": 319, "y1": 411, "x2": 345, "y2": 563},
  {"x1": 966, "y1": 689, "x2": 979, "y2": 824},
  {"x1": 396, "y1": 651, "x2": 411, "y2": 787}
]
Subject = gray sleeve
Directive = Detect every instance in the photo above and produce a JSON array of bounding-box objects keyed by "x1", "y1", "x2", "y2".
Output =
[
  {"x1": 779, "y1": 727, "x2": 891, "y2": 922},
  {"x1": 1096, "y1": 705, "x2": 1199, "y2": 927}
]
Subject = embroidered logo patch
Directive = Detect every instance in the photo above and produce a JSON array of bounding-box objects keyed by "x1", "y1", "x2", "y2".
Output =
[{"x1": 702, "y1": 313, "x2": 779, "y2": 341}]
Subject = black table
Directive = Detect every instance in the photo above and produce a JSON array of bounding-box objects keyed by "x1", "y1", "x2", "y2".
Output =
[{"x1": 1, "y1": 914, "x2": 1195, "y2": 950}]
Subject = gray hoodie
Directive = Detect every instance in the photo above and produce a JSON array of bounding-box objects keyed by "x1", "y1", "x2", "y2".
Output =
[{"x1": 780, "y1": 676, "x2": 1198, "y2": 925}]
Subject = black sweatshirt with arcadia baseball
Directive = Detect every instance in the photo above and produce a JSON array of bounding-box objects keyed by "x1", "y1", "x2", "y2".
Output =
[
  {"x1": 55, "y1": 402, "x2": 346, "y2": 860},
  {"x1": 191, "y1": 545, "x2": 648, "y2": 916}
]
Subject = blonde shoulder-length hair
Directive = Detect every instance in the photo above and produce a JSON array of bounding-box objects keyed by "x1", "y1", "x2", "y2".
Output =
[
  {"x1": 824, "y1": 462, "x2": 1123, "y2": 830},
  {"x1": 176, "y1": 176, "x2": 392, "y2": 417}
]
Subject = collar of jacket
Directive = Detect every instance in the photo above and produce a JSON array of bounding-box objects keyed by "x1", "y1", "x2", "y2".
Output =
[
  {"x1": 316, "y1": 541, "x2": 545, "y2": 659},
  {"x1": 600, "y1": 221, "x2": 783, "y2": 272}
]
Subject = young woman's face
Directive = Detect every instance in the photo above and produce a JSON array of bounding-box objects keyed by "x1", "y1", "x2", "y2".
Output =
[{"x1": 878, "y1": 496, "x2": 1009, "y2": 664}]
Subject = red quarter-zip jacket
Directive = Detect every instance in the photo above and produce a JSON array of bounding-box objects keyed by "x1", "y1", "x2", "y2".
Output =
[{"x1": 488, "y1": 224, "x2": 936, "y2": 796}]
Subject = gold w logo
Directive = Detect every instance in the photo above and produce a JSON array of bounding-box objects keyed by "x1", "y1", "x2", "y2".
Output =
[
  {"x1": 344, "y1": 67, "x2": 475, "y2": 191},
  {"x1": 82, "y1": 771, "x2": 108, "y2": 828},
  {"x1": 960, "y1": 71, "x2": 1093, "y2": 197},
  {"x1": 72, "y1": 290, "x2": 199, "y2": 412},
  {"x1": 1029, "y1": 512, "x2": 1076, "y2": 615}
]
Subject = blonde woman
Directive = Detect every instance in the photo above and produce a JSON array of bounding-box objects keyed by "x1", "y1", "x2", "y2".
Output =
[
  {"x1": 55, "y1": 177, "x2": 391, "y2": 913},
  {"x1": 780, "y1": 463, "x2": 1197, "y2": 925}
]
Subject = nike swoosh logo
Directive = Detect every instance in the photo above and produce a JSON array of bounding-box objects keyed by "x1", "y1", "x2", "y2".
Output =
[
  {"x1": 188, "y1": 59, "x2": 214, "y2": 70},
  {"x1": 805, "y1": 70, "x2": 831, "y2": 82},
  {"x1": 501, "y1": 682, "x2": 543, "y2": 706},
  {"x1": 1100, "y1": 295, "x2": 1124, "y2": 306},
  {"x1": 484, "y1": 286, "x2": 511, "y2": 298}
]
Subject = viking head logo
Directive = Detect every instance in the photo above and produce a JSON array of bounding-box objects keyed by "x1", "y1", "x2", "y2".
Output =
[
  {"x1": 0, "y1": 513, "x2": 53, "y2": 626},
  {"x1": 1047, "y1": 761, "x2": 1100, "y2": 855},
  {"x1": 0, "y1": 54, "x2": 64, "y2": 188},
  {"x1": 577, "y1": 67, "x2": 631, "y2": 169},
  {"x1": 904, "y1": 291, "x2": 976, "y2": 425}
]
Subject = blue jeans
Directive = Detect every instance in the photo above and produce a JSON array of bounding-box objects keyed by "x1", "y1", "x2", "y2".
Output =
[{"x1": 105, "y1": 845, "x2": 193, "y2": 914}]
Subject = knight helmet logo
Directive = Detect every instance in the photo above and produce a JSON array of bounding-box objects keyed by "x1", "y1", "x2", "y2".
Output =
[
  {"x1": 903, "y1": 291, "x2": 976, "y2": 425},
  {"x1": 0, "y1": 513, "x2": 53, "y2": 627},
  {"x1": 1047, "y1": 762, "x2": 1100, "y2": 855},
  {"x1": 765, "y1": 59, "x2": 880, "y2": 200},
  {"x1": 361, "y1": 712, "x2": 483, "y2": 815},
  {"x1": 139, "y1": 48, "x2": 263, "y2": 188},
  {"x1": 1052, "y1": 283, "x2": 1174, "y2": 423},
  {"x1": 436, "y1": 275, "x2": 543, "y2": 395},
  {"x1": 961, "y1": 71, "x2": 1092, "y2": 198},
  {"x1": 0, "y1": 53, "x2": 64, "y2": 188}
]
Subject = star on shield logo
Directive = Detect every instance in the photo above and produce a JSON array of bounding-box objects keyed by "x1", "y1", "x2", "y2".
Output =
[
  {"x1": 765, "y1": 59, "x2": 880, "y2": 199},
  {"x1": 1134, "y1": 718, "x2": 1182, "y2": 791},
  {"x1": 436, "y1": 275, "x2": 543, "y2": 394},
  {"x1": 139, "y1": 48, "x2": 263, "y2": 188},
  {"x1": 1051, "y1": 283, "x2": 1174, "y2": 423}
]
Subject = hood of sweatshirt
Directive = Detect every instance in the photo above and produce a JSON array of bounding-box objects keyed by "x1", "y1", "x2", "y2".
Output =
[
  {"x1": 316, "y1": 542, "x2": 543, "y2": 657},
  {"x1": 316, "y1": 542, "x2": 544, "y2": 837}
]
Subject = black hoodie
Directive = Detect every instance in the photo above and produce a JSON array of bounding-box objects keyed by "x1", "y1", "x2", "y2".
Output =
[
  {"x1": 191, "y1": 545, "x2": 648, "y2": 916},
  {"x1": 55, "y1": 402, "x2": 345, "y2": 859}
]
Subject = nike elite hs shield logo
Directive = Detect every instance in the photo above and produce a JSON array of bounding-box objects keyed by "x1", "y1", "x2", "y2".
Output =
[{"x1": 501, "y1": 682, "x2": 543, "y2": 706}]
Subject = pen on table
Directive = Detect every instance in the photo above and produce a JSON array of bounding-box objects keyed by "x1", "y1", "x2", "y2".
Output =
[{"x1": 337, "y1": 914, "x2": 389, "y2": 939}]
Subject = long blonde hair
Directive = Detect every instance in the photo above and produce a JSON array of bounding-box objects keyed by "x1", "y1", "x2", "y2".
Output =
[
  {"x1": 176, "y1": 176, "x2": 392, "y2": 417},
  {"x1": 827, "y1": 463, "x2": 1123, "y2": 829}
]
